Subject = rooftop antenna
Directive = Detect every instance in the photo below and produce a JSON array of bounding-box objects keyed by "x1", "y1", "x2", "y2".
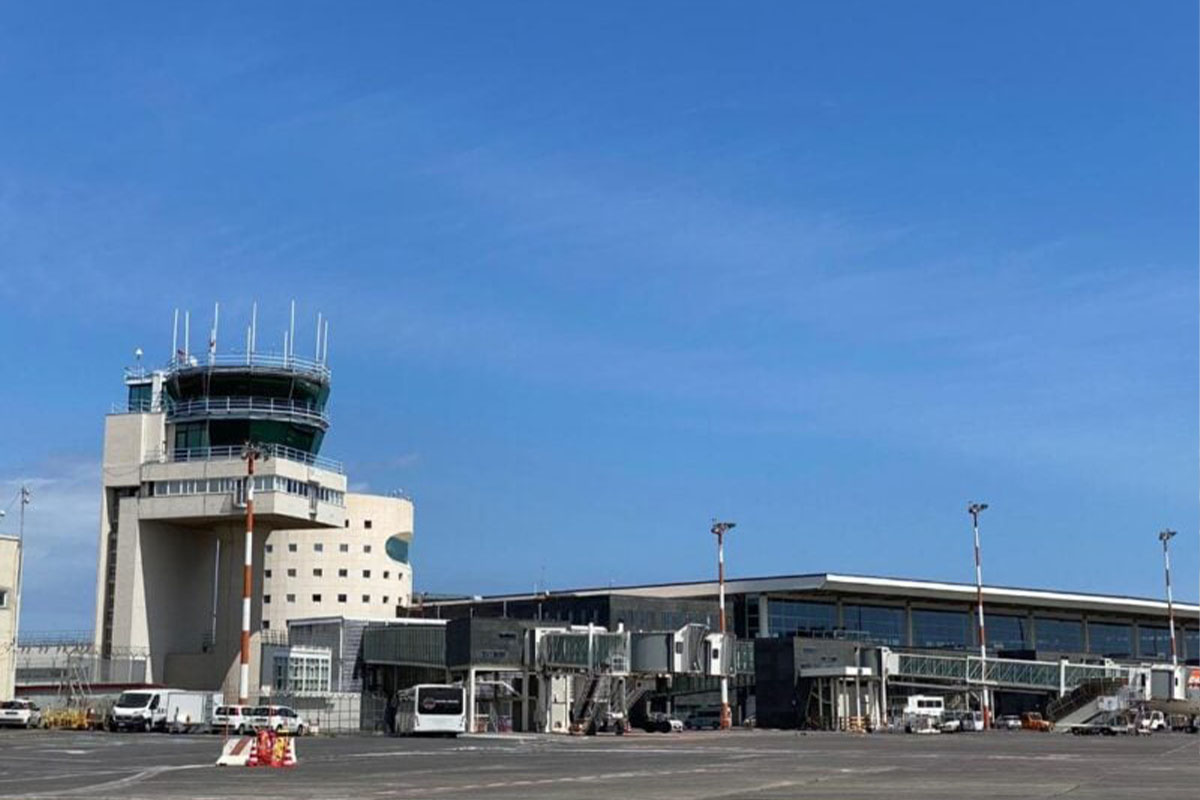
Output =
[
  {"x1": 322, "y1": 319, "x2": 329, "y2": 365},
  {"x1": 184, "y1": 310, "x2": 191, "y2": 361},
  {"x1": 288, "y1": 300, "x2": 296, "y2": 363},
  {"x1": 251, "y1": 301, "x2": 258, "y2": 356},
  {"x1": 245, "y1": 324, "x2": 251, "y2": 365},
  {"x1": 283, "y1": 329, "x2": 289, "y2": 364},
  {"x1": 172, "y1": 308, "x2": 179, "y2": 362},
  {"x1": 209, "y1": 302, "x2": 219, "y2": 365},
  {"x1": 315, "y1": 312, "x2": 322, "y2": 361}
]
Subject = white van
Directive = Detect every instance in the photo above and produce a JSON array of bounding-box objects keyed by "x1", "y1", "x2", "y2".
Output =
[
  {"x1": 107, "y1": 688, "x2": 176, "y2": 732},
  {"x1": 903, "y1": 695, "x2": 945, "y2": 720}
]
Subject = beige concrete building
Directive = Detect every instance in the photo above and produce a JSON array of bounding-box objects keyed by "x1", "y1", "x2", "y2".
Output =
[
  {"x1": 0, "y1": 535, "x2": 19, "y2": 700},
  {"x1": 262, "y1": 492, "x2": 413, "y2": 630},
  {"x1": 93, "y1": 313, "x2": 415, "y2": 699}
]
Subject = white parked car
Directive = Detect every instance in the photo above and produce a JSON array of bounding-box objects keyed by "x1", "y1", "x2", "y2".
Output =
[
  {"x1": 248, "y1": 705, "x2": 307, "y2": 735},
  {"x1": 0, "y1": 700, "x2": 43, "y2": 729},
  {"x1": 211, "y1": 704, "x2": 253, "y2": 734}
]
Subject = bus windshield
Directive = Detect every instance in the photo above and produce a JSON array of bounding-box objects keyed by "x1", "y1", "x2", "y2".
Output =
[{"x1": 416, "y1": 687, "x2": 463, "y2": 716}]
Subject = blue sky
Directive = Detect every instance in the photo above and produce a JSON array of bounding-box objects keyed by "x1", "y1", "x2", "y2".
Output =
[{"x1": 0, "y1": 2, "x2": 1196, "y2": 631}]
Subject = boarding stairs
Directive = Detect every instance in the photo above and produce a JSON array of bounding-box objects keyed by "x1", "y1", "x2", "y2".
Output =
[
  {"x1": 1046, "y1": 677, "x2": 1128, "y2": 727},
  {"x1": 572, "y1": 674, "x2": 617, "y2": 734}
]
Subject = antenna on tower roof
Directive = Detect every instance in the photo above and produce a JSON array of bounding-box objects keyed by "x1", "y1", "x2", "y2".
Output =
[
  {"x1": 288, "y1": 300, "x2": 296, "y2": 362},
  {"x1": 322, "y1": 319, "x2": 330, "y2": 365},
  {"x1": 251, "y1": 301, "x2": 258, "y2": 355},
  {"x1": 315, "y1": 312, "x2": 322, "y2": 361},
  {"x1": 184, "y1": 310, "x2": 191, "y2": 361},
  {"x1": 209, "y1": 302, "x2": 219, "y2": 365},
  {"x1": 172, "y1": 308, "x2": 179, "y2": 362}
]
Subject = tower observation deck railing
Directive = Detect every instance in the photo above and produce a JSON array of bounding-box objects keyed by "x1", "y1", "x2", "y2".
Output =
[
  {"x1": 165, "y1": 352, "x2": 331, "y2": 381},
  {"x1": 165, "y1": 396, "x2": 330, "y2": 427},
  {"x1": 892, "y1": 650, "x2": 1122, "y2": 693},
  {"x1": 150, "y1": 443, "x2": 344, "y2": 474}
]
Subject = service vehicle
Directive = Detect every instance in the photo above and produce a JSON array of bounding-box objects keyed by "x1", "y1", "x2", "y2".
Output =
[
  {"x1": 166, "y1": 691, "x2": 220, "y2": 733},
  {"x1": 1020, "y1": 711, "x2": 1053, "y2": 732},
  {"x1": 394, "y1": 685, "x2": 465, "y2": 737},
  {"x1": 211, "y1": 704, "x2": 253, "y2": 734},
  {"x1": 959, "y1": 711, "x2": 984, "y2": 731},
  {"x1": 996, "y1": 714, "x2": 1023, "y2": 730},
  {"x1": 684, "y1": 709, "x2": 722, "y2": 730},
  {"x1": 0, "y1": 700, "x2": 42, "y2": 729},
  {"x1": 107, "y1": 688, "x2": 176, "y2": 732},
  {"x1": 642, "y1": 712, "x2": 684, "y2": 733},
  {"x1": 248, "y1": 705, "x2": 307, "y2": 735},
  {"x1": 1070, "y1": 712, "x2": 1134, "y2": 736},
  {"x1": 939, "y1": 712, "x2": 962, "y2": 733}
]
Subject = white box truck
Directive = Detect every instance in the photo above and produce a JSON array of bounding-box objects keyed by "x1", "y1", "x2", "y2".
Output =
[{"x1": 166, "y1": 691, "x2": 221, "y2": 734}]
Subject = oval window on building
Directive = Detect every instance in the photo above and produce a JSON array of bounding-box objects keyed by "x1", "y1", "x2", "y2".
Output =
[{"x1": 385, "y1": 535, "x2": 409, "y2": 564}]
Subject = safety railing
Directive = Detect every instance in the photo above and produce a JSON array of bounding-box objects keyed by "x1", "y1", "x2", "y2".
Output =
[
  {"x1": 166, "y1": 352, "x2": 330, "y2": 380},
  {"x1": 165, "y1": 396, "x2": 330, "y2": 427},
  {"x1": 149, "y1": 443, "x2": 344, "y2": 474}
]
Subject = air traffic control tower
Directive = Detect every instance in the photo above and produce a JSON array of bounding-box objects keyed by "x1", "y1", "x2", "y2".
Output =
[{"x1": 93, "y1": 307, "x2": 412, "y2": 699}]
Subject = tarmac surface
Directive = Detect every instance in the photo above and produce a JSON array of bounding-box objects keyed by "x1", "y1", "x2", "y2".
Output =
[{"x1": 0, "y1": 728, "x2": 1196, "y2": 799}]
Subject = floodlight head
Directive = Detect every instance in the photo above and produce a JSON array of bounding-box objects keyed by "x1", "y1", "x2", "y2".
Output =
[
  {"x1": 967, "y1": 502, "x2": 988, "y2": 516},
  {"x1": 134, "y1": 347, "x2": 143, "y2": 360},
  {"x1": 711, "y1": 520, "x2": 737, "y2": 536},
  {"x1": 1158, "y1": 529, "x2": 1177, "y2": 543}
]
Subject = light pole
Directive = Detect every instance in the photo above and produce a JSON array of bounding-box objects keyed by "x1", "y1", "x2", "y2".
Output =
[
  {"x1": 238, "y1": 444, "x2": 266, "y2": 704},
  {"x1": 711, "y1": 520, "x2": 736, "y2": 730},
  {"x1": 967, "y1": 502, "x2": 990, "y2": 729},
  {"x1": 1158, "y1": 529, "x2": 1177, "y2": 667}
]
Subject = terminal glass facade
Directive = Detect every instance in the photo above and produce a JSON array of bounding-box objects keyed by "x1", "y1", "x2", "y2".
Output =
[
  {"x1": 842, "y1": 604, "x2": 904, "y2": 646},
  {"x1": 1186, "y1": 629, "x2": 1198, "y2": 661},
  {"x1": 1138, "y1": 626, "x2": 1171, "y2": 660},
  {"x1": 911, "y1": 609, "x2": 970, "y2": 650},
  {"x1": 1035, "y1": 618, "x2": 1083, "y2": 653},
  {"x1": 985, "y1": 614, "x2": 1029, "y2": 650},
  {"x1": 1087, "y1": 622, "x2": 1133, "y2": 658},
  {"x1": 767, "y1": 600, "x2": 836, "y2": 637}
]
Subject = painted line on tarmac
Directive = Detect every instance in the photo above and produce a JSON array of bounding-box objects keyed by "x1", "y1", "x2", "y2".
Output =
[{"x1": 13, "y1": 763, "x2": 212, "y2": 798}]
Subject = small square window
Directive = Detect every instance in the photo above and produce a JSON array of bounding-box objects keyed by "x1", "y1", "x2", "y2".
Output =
[
  {"x1": 364, "y1": 520, "x2": 373, "y2": 529},
  {"x1": 312, "y1": 593, "x2": 322, "y2": 603},
  {"x1": 263, "y1": 595, "x2": 271, "y2": 604},
  {"x1": 265, "y1": 544, "x2": 274, "y2": 553},
  {"x1": 345, "y1": 519, "x2": 350, "y2": 528},
  {"x1": 286, "y1": 594, "x2": 296, "y2": 603},
  {"x1": 314, "y1": 543, "x2": 323, "y2": 552},
  {"x1": 313, "y1": 568, "x2": 323, "y2": 577},
  {"x1": 287, "y1": 568, "x2": 297, "y2": 578},
  {"x1": 287, "y1": 543, "x2": 297, "y2": 553},
  {"x1": 362, "y1": 570, "x2": 371, "y2": 579},
  {"x1": 337, "y1": 594, "x2": 347, "y2": 603},
  {"x1": 383, "y1": 596, "x2": 389, "y2": 604},
  {"x1": 339, "y1": 543, "x2": 349, "y2": 553},
  {"x1": 383, "y1": 571, "x2": 390, "y2": 579},
  {"x1": 362, "y1": 595, "x2": 370, "y2": 603},
  {"x1": 264, "y1": 569, "x2": 272, "y2": 579},
  {"x1": 338, "y1": 569, "x2": 348, "y2": 578},
  {"x1": 363, "y1": 545, "x2": 372, "y2": 554},
  {"x1": 262, "y1": 620, "x2": 270, "y2": 629}
]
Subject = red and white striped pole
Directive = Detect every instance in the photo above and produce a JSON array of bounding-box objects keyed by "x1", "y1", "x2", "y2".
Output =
[
  {"x1": 712, "y1": 520, "x2": 736, "y2": 731},
  {"x1": 1159, "y1": 529, "x2": 1178, "y2": 667},
  {"x1": 238, "y1": 446, "x2": 259, "y2": 705},
  {"x1": 968, "y1": 503, "x2": 989, "y2": 730}
]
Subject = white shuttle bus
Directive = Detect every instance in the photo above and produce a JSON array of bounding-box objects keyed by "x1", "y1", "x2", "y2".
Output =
[{"x1": 394, "y1": 684, "x2": 466, "y2": 737}]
